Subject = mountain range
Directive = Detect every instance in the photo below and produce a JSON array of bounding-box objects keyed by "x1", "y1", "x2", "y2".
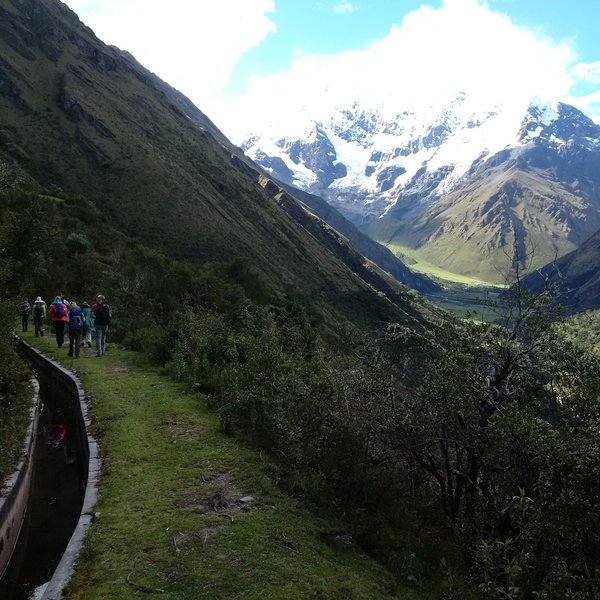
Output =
[
  {"x1": 0, "y1": 0, "x2": 597, "y2": 314},
  {"x1": 0, "y1": 0, "x2": 438, "y2": 330},
  {"x1": 243, "y1": 96, "x2": 600, "y2": 285}
]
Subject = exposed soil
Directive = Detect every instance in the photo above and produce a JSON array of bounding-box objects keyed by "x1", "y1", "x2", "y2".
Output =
[{"x1": 176, "y1": 473, "x2": 255, "y2": 514}]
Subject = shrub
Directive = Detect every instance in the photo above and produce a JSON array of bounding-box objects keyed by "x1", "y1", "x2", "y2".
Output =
[{"x1": 66, "y1": 232, "x2": 91, "y2": 255}]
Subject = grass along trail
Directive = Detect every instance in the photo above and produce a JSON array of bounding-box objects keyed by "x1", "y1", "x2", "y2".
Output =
[{"x1": 23, "y1": 331, "x2": 426, "y2": 599}]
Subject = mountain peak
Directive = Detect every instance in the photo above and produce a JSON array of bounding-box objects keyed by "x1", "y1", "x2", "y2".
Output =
[{"x1": 244, "y1": 96, "x2": 600, "y2": 283}]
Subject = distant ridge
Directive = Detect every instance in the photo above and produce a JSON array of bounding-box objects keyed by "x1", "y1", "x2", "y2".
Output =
[
  {"x1": 276, "y1": 182, "x2": 439, "y2": 294},
  {"x1": 524, "y1": 228, "x2": 600, "y2": 312},
  {"x1": 244, "y1": 97, "x2": 600, "y2": 283}
]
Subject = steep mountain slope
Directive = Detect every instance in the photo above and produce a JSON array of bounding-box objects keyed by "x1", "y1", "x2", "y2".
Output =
[
  {"x1": 255, "y1": 175, "x2": 439, "y2": 297},
  {"x1": 0, "y1": 0, "x2": 433, "y2": 329},
  {"x1": 279, "y1": 183, "x2": 439, "y2": 293},
  {"x1": 370, "y1": 162, "x2": 597, "y2": 283},
  {"x1": 244, "y1": 97, "x2": 600, "y2": 283},
  {"x1": 127, "y1": 46, "x2": 438, "y2": 295},
  {"x1": 524, "y1": 228, "x2": 600, "y2": 312}
]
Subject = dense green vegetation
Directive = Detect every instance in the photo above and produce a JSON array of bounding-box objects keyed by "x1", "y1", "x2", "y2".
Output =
[
  {"x1": 25, "y1": 336, "x2": 418, "y2": 599},
  {"x1": 162, "y1": 287, "x2": 600, "y2": 598},
  {"x1": 1, "y1": 3, "x2": 598, "y2": 596},
  {"x1": 2, "y1": 181, "x2": 599, "y2": 597},
  {"x1": 0, "y1": 296, "x2": 30, "y2": 482},
  {"x1": 0, "y1": 158, "x2": 34, "y2": 478},
  {"x1": 557, "y1": 310, "x2": 600, "y2": 356},
  {"x1": 0, "y1": 184, "x2": 439, "y2": 596}
]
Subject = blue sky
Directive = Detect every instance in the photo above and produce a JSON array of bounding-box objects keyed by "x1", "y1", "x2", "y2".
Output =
[
  {"x1": 63, "y1": 0, "x2": 600, "y2": 138},
  {"x1": 227, "y1": 1, "x2": 435, "y2": 92},
  {"x1": 228, "y1": 0, "x2": 600, "y2": 92},
  {"x1": 492, "y1": 0, "x2": 600, "y2": 93}
]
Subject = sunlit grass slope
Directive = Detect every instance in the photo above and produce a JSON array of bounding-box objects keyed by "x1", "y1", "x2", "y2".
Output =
[{"x1": 24, "y1": 333, "x2": 432, "y2": 599}]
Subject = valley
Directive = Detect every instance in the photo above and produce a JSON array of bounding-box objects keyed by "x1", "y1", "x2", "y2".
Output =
[
  {"x1": 385, "y1": 242, "x2": 507, "y2": 286},
  {"x1": 246, "y1": 99, "x2": 600, "y2": 298},
  {"x1": 0, "y1": 1, "x2": 599, "y2": 598},
  {"x1": 382, "y1": 242, "x2": 505, "y2": 318}
]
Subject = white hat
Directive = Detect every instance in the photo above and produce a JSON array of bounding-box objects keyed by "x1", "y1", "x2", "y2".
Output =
[{"x1": 35, "y1": 296, "x2": 43, "y2": 303}]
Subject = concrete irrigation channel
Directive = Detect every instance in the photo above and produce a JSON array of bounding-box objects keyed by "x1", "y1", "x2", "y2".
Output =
[{"x1": 0, "y1": 340, "x2": 100, "y2": 599}]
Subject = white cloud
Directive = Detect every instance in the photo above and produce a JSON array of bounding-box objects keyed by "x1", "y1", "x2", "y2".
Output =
[
  {"x1": 567, "y1": 90, "x2": 600, "y2": 123},
  {"x1": 572, "y1": 61, "x2": 600, "y2": 83},
  {"x1": 219, "y1": 0, "x2": 578, "y2": 140},
  {"x1": 62, "y1": 0, "x2": 276, "y2": 118},
  {"x1": 62, "y1": 0, "x2": 599, "y2": 138},
  {"x1": 333, "y1": 2, "x2": 356, "y2": 14}
]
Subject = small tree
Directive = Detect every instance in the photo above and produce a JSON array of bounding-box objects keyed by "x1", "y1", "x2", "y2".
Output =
[
  {"x1": 376, "y1": 245, "x2": 600, "y2": 596},
  {"x1": 66, "y1": 231, "x2": 91, "y2": 256}
]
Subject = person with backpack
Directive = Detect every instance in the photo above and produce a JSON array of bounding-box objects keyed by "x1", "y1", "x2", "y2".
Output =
[
  {"x1": 32, "y1": 296, "x2": 47, "y2": 337},
  {"x1": 49, "y1": 295, "x2": 68, "y2": 347},
  {"x1": 91, "y1": 294, "x2": 111, "y2": 357},
  {"x1": 80, "y1": 301, "x2": 94, "y2": 347},
  {"x1": 67, "y1": 301, "x2": 86, "y2": 358},
  {"x1": 20, "y1": 298, "x2": 31, "y2": 332}
]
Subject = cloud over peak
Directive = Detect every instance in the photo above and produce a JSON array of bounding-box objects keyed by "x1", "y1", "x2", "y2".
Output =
[{"x1": 219, "y1": 0, "x2": 577, "y2": 140}]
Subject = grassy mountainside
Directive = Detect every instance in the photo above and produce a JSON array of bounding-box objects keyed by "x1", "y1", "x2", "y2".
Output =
[
  {"x1": 524, "y1": 228, "x2": 600, "y2": 312},
  {"x1": 0, "y1": 0, "x2": 432, "y2": 331},
  {"x1": 368, "y1": 164, "x2": 600, "y2": 285},
  {"x1": 276, "y1": 181, "x2": 440, "y2": 294},
  {"x1": 557, "y1": 310, "x2": 600, "y2": 355},
  {"x1": 115, "y1": 41, "x2": 433, "y2": 303}
]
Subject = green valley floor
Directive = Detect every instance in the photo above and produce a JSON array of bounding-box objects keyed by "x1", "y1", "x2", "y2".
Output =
[{"x1": 23, "y1": 332, "x2": 430, "y2": 599}]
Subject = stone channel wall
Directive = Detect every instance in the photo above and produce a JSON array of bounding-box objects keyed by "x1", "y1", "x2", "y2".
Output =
[
  {"x1": 17, "y1": 340, "x2": 100, "y2": 600},
  {"x1": 0, "y1": 379, "x2": 40, "y2": 581}
]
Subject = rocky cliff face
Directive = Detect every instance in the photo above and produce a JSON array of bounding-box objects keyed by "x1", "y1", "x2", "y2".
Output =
[{"x1": 243, "y1": 96, "x2": 600, "y2": 282}]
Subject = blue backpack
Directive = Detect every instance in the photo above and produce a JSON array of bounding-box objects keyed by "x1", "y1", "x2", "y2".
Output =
[
  {"x1": 54, "y1": 302, "x2": 66, "y2": 318},
  {"x1": 69, "y1": 307, "x2": 85, "y2": 330}
]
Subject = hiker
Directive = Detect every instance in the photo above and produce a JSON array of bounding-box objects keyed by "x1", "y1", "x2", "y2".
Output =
[
  {"x1": 32, "y1": 296, "x2": 47, "y2": 337},
  {"x1": 81, "y1": 301, "x2": 94, "y2": 347},
  {"x1": 67, "y1": 301, "x2": 86, "y2": 358},
  {"x1": 49, "y1": 295, "x2": 68, "y2": 347},
  {"x1": 58, "y1": 292, "x2": 70, "y2": 306},
  {"x1": 20, "y1": 298, "x2": 31, "y2": 332},
  {"x1": 91, "y1": 294, "x2": 111, "y2": 357}
]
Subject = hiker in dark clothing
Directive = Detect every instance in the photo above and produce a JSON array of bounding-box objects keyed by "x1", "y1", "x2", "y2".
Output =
[
  {"x1": 91, "y1": 294, "x2": 111, "y2": 357},
  {"x1": 32, "y1": 296, "x2": 47, "y2": 336},
  {"x1": 20, "y1": 298, "x2": 31, "y2": 332},
  {"x1": 67, "y1": 301, "x2": 86, "y2": 358}
]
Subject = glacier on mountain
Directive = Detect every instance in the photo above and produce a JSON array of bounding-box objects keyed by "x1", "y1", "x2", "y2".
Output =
[{"x1": 241, "y1": 93, "x2": 563, "y2": 222}]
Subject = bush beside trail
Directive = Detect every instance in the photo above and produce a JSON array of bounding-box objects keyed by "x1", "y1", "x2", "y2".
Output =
[{"x1": 2, "y1": 188, "x2": 599, "y2": 597}]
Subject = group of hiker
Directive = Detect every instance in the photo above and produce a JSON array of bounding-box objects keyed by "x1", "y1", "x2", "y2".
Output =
[{"x1": 20, "y1": 294, "x2": 112, "y2": 359}]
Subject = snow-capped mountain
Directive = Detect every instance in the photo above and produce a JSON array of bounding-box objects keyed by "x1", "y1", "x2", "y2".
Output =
[{"x1": 242, "y1": 96, "x2": 600, "y2": 283}]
